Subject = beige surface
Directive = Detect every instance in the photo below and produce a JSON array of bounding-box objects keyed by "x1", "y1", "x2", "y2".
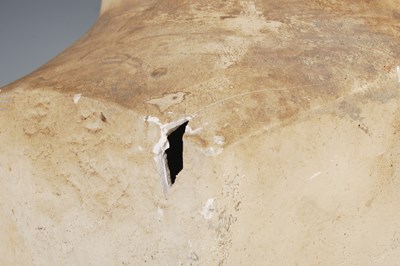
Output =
[{"x1": 1, "y1": 0, "x2": 400, "y2": 265}]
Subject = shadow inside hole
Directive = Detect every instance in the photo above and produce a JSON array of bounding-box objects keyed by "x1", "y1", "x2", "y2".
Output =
[{"x1": 166, "y1": 121, "x2": 189, "y2": 185}]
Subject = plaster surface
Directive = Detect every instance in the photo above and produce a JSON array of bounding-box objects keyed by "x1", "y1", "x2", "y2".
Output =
[{"x1": 1, "y1": 0, "x2": 400, "y2": 265}]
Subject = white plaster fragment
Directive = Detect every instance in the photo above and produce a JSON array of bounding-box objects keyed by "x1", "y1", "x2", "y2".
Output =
[
  {"x1": 145, "y1": 116, "x2": 162, "y2": 126},
  {"x1": 138, "y1": 145, "x2": 143, "y2": 152},
  {"x1": 397, "y1": 66, "x2": 400, "y2": 82},
  {"x1": 201, "y1": 198, "x2": 215, "y2": 220},
  {"x1": 213, "y1": 136, "x2": 225, "y2": 145},
  {"x1": 157, "y1": 207, "x2": 163, "y2": 222},
  {"x1": 73, "y1": 93, "x2": 82, "y2": 104},
  {"x1": 186, "y1": 125, "x2": 202, "y2": 135},
  {"x1": 309, "y1": 171, "x2": 322, "y2": 180},
  {"x1": 203, "y1": 147, "x2": 223, "y2": 157}
]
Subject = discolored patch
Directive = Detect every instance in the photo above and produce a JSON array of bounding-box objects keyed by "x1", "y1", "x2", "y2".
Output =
[
  {"x1": 147, "y1": 92, "x2": 186, "y2": 112},
  {"x1": 151, "y1": 68, "x2": 168, "y2": 78}
]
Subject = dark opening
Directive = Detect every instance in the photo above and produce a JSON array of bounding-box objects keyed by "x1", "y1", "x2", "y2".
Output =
[{"x1": 165, "y1": 121, "x2": 189, "y2": 185}]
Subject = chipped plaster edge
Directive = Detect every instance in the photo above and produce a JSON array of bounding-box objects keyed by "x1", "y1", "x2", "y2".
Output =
[{"x1": 147, "y1": 116, "x2": 191, "y2": 194}]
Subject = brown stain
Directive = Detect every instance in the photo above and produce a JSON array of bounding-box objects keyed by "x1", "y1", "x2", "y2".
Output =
[
  {"x1": 220, "y1": 15, "x2": 237, "y2": 20},
  {"x1": 186, "y1": 134, "x2": 208, "y2": 148},
  {"x1": 151, "y1": 67, "x2": 168, "y2": 78},
  {"x1": 277, "y1": 97, "x2": 301, "y2": 121},
  {"x1": 2, "y1": 0, "x2": 399, "y2": 148},
  {"x1": 100, "y1": 112, "x2": 107, "y2": 122},
  {"x1": 365, "y1": 197, "x2": 374, "y2": 208},
  {"x1": 383, "y1": 64, "x2": 395, "y2": 73}
]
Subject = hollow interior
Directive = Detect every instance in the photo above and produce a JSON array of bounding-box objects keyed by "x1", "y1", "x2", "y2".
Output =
[{"x1": 165, "y1": 121, "x2": 189, "y2": 185}]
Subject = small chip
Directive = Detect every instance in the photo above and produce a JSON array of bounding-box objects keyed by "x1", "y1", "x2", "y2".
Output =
[
  {"x1": 73, "y1": 93, "x2": 82, "y2": 104},
  {"x1": 397, "y1": 65, "x2": 400, "y2": 82}
]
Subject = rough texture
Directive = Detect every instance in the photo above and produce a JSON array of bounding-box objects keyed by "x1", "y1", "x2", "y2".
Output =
[{"x1": 1, "y1": 0, "x2": 400, "y2": 265}]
